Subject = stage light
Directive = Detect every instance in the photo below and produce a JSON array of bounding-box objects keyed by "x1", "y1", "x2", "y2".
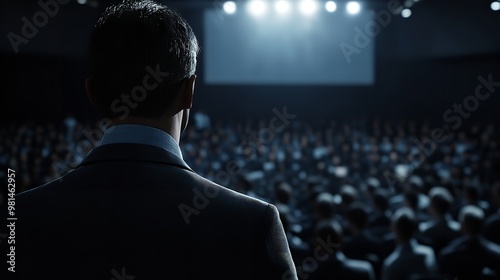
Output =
[
  {"x1": 346, "y1": 1, "x2": 360, "y2": 15},
  {"x1": 325, "y1": 1, "x2": 337, "y2": 12},
  {"x1": 401, "y1": 8, "x2": 412, "y2": 18},
  {"x1": 275, "y1": 0, "x2": 291, "y2": 14},
  {"x1": 248, "y1": 0, "x2": 267, "y2": 16},
  {"x1": 491, "y1": 1, "x2": 500, "y2": 11},
  {"x1": 223, "y1": 1, "x2": 237, "y2": 14},
  {"x1": 299, "y1": 0, "x2": 318, "y2": 16},
  {"x1": 77, "y1": 0, "x2": 87, "y2": 4}
]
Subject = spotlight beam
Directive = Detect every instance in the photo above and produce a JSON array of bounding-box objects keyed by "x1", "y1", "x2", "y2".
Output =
[{"x1": 346, "y1": 1, "x2": 361, "y2": 15}]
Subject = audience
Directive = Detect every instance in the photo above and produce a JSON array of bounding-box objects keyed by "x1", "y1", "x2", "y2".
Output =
[
  {"x1": 463, "y1": 185, "x2": 491, "y2": 215},
  {"x1": 1, "y1": 117, "x2": 500, "y2": 279},
  {"x1": 305, "y1": 221, "x2": 375, "y2": 280},
  {"x1": 382, "y1": 208, "x2": 437, "y2": 280},
  {"x1": 390, "y1": 175, "x2": 429, "y2": 212},
  {"x1": 419, "y1": 187, "x2": 461, "y2": 255},
  {"x1": 368, "y1": 189, "x2": 392, "y2": 236},
  {"x1": 343, "y1": 204, "x2": 382, "y2": 279},
  {"x1": 404, "y1": 190, "x2": 430, "y2": 224},
  {"x1": 440, "y1": 205, "x2": 500, "y2": 279}
]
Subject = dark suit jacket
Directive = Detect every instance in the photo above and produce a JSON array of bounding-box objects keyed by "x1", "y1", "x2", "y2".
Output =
[
  {"x1": 343, "y1": 231, "x2": 381, "y2": 260},
  {"x1": 439, "y1": 235, "x2": 500, "y2": 278},
  {"x1": 368, "y1": 212, "x2": 391, "y2": 237},
  {"x1": 307, "y1": 252, "x2": 375, "y2": 280},
  {"x1": 485, "y1": 211, "x2": 500, "y2": 245},
  {"x1": 343, "y1": 231, "x2": 382, "y2": 280},
  {"x1": 0, "y1": 143, "x2": 297, "y2": 280},
  {"x1": 418, "y1": 217, "x2": 461, "y2": 255}
]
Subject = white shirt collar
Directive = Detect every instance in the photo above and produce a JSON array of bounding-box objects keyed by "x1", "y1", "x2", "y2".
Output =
[{"x1": 100, "y1": 124, "x2": 183, "y2": 160}]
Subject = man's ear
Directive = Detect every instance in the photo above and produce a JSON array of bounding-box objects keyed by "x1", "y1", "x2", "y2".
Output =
[
  {"x1": 85, "y1": 77, "x2": 101, "y2": 110},
  {"x1": 180, "y1": 75, "x2": 196, "y2": 109}
]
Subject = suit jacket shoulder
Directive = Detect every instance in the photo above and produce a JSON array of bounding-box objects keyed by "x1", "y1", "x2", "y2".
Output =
[{"x1": 1, "y1": 143, "x2": 297, "y2": 280}]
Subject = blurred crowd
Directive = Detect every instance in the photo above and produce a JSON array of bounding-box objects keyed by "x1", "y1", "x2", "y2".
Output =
[{"x1": 1, "y1": 115, "x2": 500, "y2": 279}]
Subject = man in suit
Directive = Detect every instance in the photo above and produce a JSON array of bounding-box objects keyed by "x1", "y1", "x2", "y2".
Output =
[
  {"x1": 368, "y1": 189, "x2": 392, "y2": 236},
  {"x1": 403, "y1": 190, "x2": 430, "y2": 224},
  {"x1": 382, "y1": 208, "x2": 437, "y2": 280},
  {"x1": 0, "y1": 1, "x2": 297, "y2": 279},
  {"x1": 389, "y1": 175, "x2": 429, "y2": 212},
  {"x1": 418, "y1": 187, "x2": 461, "y2": 255},
  {"x1": 343, "y1": 204, "x2": 382, "y2": 280},
  {"x1": 344, "y1": 203, "x2": 381, "y2": 259},
  {"x1": 440, "y1": 205, "x2": 500, "y2": 278},
  {"x1": 305, "y1": 221, "x2": 375, "y2": 280}
]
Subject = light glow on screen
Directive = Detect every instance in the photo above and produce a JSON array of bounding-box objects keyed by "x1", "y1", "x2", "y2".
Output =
[{"x1": 204, "y1": 8, "x2": 374, "y2": 85}]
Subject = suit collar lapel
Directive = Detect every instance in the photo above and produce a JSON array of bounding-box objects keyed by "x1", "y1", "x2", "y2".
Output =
[{"x1": 78, "y1": 143, "x2": 194, "y2": 172}]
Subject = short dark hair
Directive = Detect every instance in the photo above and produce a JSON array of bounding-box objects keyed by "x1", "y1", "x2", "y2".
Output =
[
  {"x1": 275, "y1": 182, "x2": 293, "y2": 204},
  {"x1": 392, "y1": 208, "x2": 417, "y2": 241},
  {"x1": 429, "y1": 187, "x2": 453, "y2": 215},
  {"x1": 89, "y1": 0, "x2": 199, "y2": 119},
  {"x1": 347, "y1": 203, "x2": 368, "y2": 230},
  {"x1": 372, "y1": 189, "x2": 389, "y2": 211},
  {"x1": 340, "y1": 184, "x2": 358, "y2": 206},
  {"x1": 365, "y1": 177, "x2": 380, "y2": 195},
  {"x1": 459, "y1": 205, "x2": 484, "y2": 235},
  {"x1": 314, "y1": 220, "x2": 343, "y2": 246},
  {"x1": 406, "y1": 175, "x2": 424, "y2": 191},
  {"x1": 404, "y1": 190, "x2": 419, "y2": 210},
  {"x1": 315, "y1": 192, "x2": 335, "y2": 219}
]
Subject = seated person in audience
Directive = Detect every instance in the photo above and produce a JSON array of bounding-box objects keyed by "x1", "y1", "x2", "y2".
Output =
[
  {"x1": 305, "y1": 221, "x2": 375, "y2": 280},
  {"x1": 404, "y1": 190, "x2": 430, "y2": 224},
  {"x1": 463, "y1": 185, "x2": 490, "y2": 215},
  {"x1": 419, "y1": 187, "x2": 460, "y2": 255},
  {"x1": 368, "y1": 189, "x2": 392, "y2": 236},
  {"x1": 274, "y1": 181, "x2": 294, "y2": 215},
  {"x1": 340, "y1": 184, "x2": 359, "y2": 214},
  {"x1": 279, "y1": 208, "x2": 309, "y2": 265},
  {"x1": 485, "y1": 182, "x2": 500, "y2": 245},
  {"x1": 390, "y1": 175, "x2": 429, "y2": 212},
  {"x1": 300, "y1": 192, "x2": 336, "y2": 242},
  {"x1": 363, "y1": 177, "x2": 381, "y2": 206},
  {"x1": 343, "y1": 203, "x2": 382, "y2": 279},
  {"x1": 315, "y1": 192, "x2": 337, "y2": 224},
  {"x1": 382, "y1": 208, "x2": 437, "y2": 280},
  {"x1": 440, "y1": 205, "x2": 500, "y2": 278},
  {"x1": 343, "y1": 203, "x2": 381, "y2": 260},
  {"x1": 339, "y1": 184, "x2": 360, "y2": 234}
]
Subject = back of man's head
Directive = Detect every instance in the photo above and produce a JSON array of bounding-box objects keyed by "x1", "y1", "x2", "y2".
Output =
[
  {"x1": 406, "y1": 175, "x2": 424, "y2": 192},
  {"x1": 346, "y1": 203, "x2": 369, "y2": 231},
  {"x1": 314, "y1": 220, "x2": 342, "y2": 252},
  {"x1": 315, "y1": 192, "x2": 335, "y2": 220},
  {"x1": 429, "y1": 186, "x2": 453, "y2": 217},
  {"x1": 459, "y1": 205, "x2": 484, "y2": 236},
  {"x1": 392, "y1": 208, "x2": 417, "y2": 242},
  {"x1": 275, "y1": 182, "x2": 293, "y2": 205},
  {"x1": 372, "y1": 189, "x2": 389, "y2": 212},
  {"x1": 88, "y1": 0, "x2": 199, "y2": 119},
  {"x1": 365, "y1": 177, "x2": 380, "y2": 197},
  {"x1": 340, "y1": 184, "x2": 358, "y2": 207},
  {"x1": 403, "y1": 190, "x2": 419, "y2": 210}
]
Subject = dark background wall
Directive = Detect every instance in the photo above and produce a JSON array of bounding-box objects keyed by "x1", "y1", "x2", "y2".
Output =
[{"x1": 1, "y1": 0, "x2": 499, "y2": 124}]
